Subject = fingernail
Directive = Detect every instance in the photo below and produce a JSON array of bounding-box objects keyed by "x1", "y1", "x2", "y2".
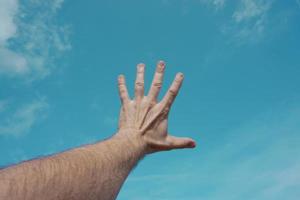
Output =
[
  {"x1": 118, "y1": 74, "x2": 124, "y2": 80},
  {"x1": 138, "y1": 63, "x2": 145, "y2": 68},
  {"x1": 137, "y1": 63, "x2": 145, "y2": 72},
  {"x1": 158, "y1": 60, "x2": 165, "y2": 68},
  {"x1": 177, "y1": 72, "x2": 184, "y2": 78},
  {"x1": 189, "y1": 141, "x2": 196, "y2": 148}
]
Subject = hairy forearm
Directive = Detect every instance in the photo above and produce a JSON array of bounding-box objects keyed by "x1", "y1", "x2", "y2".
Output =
[
  {"x1": 0, "y1": 60, "x2": 196, "y2": 200},
  {"x1": 0, "y1": 132, "x2": 146, "y2": 200}
]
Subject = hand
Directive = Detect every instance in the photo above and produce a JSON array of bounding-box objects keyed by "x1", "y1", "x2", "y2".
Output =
[{"x1": 116, "y1": 61, "x2": 196, "y2": 154}]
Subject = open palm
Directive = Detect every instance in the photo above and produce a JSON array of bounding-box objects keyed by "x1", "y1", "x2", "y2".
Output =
[{"x1": 117, "y1": 61, "x2": 196, "y2": 153}]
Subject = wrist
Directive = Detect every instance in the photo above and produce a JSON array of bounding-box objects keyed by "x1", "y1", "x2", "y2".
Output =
[{"x1": 113, "y1": 129, "x2": 148, "y2": 157}]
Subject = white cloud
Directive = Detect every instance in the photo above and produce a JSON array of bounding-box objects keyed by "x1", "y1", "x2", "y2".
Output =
[
  {"x1": 0, "y1": 0, "x2": 71, "y2": 79},
  {"x1": 200, "y1": 0, "x2": 226, "y2": 10},
  {"x1": 0, "y1": 0, "x2": 18, "y2": 44},
  {"x1": 230, "y1": 0, "x2": 273, "y2": 44},
  {"x1": 0, "y1": 99, "x2": 48, "y2": 136},
  {"x1": 212, "y1": 0, "x2": 225, "y2": 9},
  {"x1": 0, "y1": 48, "x2": 28, "y2": 74},
  {"x1": 233, "y1": 0, "x2": 271, "y2": 22},
  {"x1": 198, "y1": 0, "x2": 274, "y2": 44},
  {"x1": 0, "y1": 0, "x2": 28, "y2": 75}
]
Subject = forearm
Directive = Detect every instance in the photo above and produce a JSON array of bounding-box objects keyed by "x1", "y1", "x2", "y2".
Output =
[
  {"x1": 0, "y1": 132, "x2": 146, "y2": 200},
  {"x1": 0, "y1": 60, "x2": 196, "y2": 200}
]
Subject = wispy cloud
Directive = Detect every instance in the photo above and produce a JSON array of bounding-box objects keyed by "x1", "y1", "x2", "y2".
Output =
[
  {"x1": 200, "y1": 0, "x2": 226, "y2": 10},
  {"x1": 0, "y1": 0, "x2": 27, "y2": 75},
  {"x1": 0, "y1": 99, "x2": 48, "y2": 136},
  {"x1": 0, "y1": 0, "x2": 18, "y2": 44},
  {"x1": 0, "y1": 0, "x2": 71, "y2": 79},
  {"x1": 233, "y1": 0, "x2": 271, "y2": 22},
  {"x1": 233, "y1": 0, "x2": 272, "y2": 41},
  {"x1": 222, "y1": 0, "x2": 273, "y2": 44},
  {"x1": 212, "y1": 0, "x2": 226, "y2": 10},
  {"x1": 198, "y1": 0, "x2": 276, "y2": 45}
]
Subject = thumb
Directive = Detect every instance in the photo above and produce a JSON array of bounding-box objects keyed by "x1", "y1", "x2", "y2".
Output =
[{"x1": 166, "y1": 135, "x2": 196, "y2": 150}]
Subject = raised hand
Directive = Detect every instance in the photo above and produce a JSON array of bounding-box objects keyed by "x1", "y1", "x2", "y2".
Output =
[{"x1": 116, "y1": 61, "x2": 196, "y2": 153}]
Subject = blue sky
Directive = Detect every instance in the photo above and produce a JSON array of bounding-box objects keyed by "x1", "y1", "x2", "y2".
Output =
[{"x1": 1, "y1": 0, "x2": 300, "y2": 199}]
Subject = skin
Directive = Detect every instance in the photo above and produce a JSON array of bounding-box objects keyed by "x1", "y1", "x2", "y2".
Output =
[{"x1": 0, "y1": 60, "x2": 196, "y2": 200}]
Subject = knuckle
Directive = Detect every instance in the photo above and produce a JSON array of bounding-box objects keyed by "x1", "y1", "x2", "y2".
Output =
[
  {"x1": 162, "y1": 107, "x2": 170, "y2": 116},
  {"x1": 154, "y1": 82, "x2": 162, "y2": 88},
  {"x1": 167, "y1": 98, "x2": 173, "y2": 106},
  {"x1": 119, "y1": 89, "x2": 126, "y2": 94},
  {"x1": 135, "y1": 81, "x2": 144, "y2": 87},
  {"x1": 174, "y1": 78, "x2": 182, "y2": 84},
  {"x1": 118, "y1": 80, "x2": 125, "y2": 86},
  {"x1": 137, "y1": 68, "x2": 144, "y2": 74},
  {"x1": 149, "y1": 100, "x2": 156, "y2": 107},
  {"x1": 169, "y1": 89, "x2": 177, "y2": 96}
]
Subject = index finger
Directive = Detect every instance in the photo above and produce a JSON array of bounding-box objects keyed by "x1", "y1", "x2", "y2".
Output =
[
  {"x1": 161, "y1": 72, "x2": 184, "y2": 109},
  {"x1": 147, "y1": 61, "x2": 166, "y2": 102},
  {"x1": 118, "y1": 74, "x2": 130, "y2": 104}
]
